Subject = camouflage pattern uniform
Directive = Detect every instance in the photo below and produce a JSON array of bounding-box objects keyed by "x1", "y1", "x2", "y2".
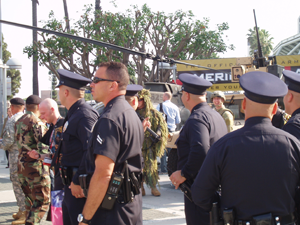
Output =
[
  {"x1": 137, "y1": 89, "x2": 168, "y2": 188},
  {"x1": 2, "y1": 112, "x2": 26, "y2": 212},
  {"x1": 15, "y1": 111, "x2": 50, "y2": 225},
  {"x1": 216, "y1": 105, "x2": 234, "y2": 132}
]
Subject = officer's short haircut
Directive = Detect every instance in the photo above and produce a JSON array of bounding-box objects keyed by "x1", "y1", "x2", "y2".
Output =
[
  {"x1": 26, "y1": 104, "x2": 38, "y2": 111},
  {"x1": 125, "y1": 95, "x2": 136, "y2": 104},
  {"x1": 11, "y1": 104, "x2": 24, "y2": 110},
  {"x1": 99, "y1": 62, "x2": 129, "y2": 91},
  {"x1": 68, "y1": 86, "x2": 85, "y2": 98}
]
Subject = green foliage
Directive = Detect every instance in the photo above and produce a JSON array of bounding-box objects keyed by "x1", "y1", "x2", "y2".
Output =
[
  {"x1": 84, "y1": 93, "x2": 93, "y2": 101},
  {"x1": 47, "y1": 57, "x2": 59, "y2": 101},
  {"x1": 51, "y1": 75, "x2": 58, "y2": 101},
  {"x1": 2, "y1": 35, "x2": 21, "y2": 100},
  {"x1": 247, "y1": 27, "x2": 273, "y2": 57},
  {"x1": 24, "y1": 4, "x2": 234, "y2": 84},
  {"x1": 2, "y1": 35, "x2": 11, "y2": 62}
]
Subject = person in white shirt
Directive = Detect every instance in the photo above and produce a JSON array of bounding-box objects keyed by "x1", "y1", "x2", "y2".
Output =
[{"x1": 156, "y1": 92, "x2": 181, "y2": 173}]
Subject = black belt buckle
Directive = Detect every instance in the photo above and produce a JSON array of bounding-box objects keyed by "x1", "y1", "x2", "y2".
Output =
[{"x1": 59, "y1": 166, "x2": 76, "y2": 186}]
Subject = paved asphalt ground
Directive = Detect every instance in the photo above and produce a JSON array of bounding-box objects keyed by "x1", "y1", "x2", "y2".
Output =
[{"x1": 0, "y1": 120, "x2": 244, "y2": 225}]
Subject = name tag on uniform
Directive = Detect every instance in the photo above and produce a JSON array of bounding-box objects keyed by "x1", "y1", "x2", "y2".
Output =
[{"x1": 63, "y1": 121, "x2": 69, "y2": 132}]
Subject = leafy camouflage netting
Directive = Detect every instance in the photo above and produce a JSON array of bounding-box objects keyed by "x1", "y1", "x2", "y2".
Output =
[{"x1": 137, "y1": 89, "x2": 168, "y2": 188}]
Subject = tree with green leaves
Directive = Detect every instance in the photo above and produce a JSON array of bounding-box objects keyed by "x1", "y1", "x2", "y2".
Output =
[
  {"x1": 48, "y1": 56, "x2": 59, "y2": 100},
  {"x1": 51, "y1": 74, "x2": 58, "y2": 101},
  {"x1": 24, "y1": 4, "x2": 234, "y2": 84},
  {"x1": 2, "y1": 35, "x2": 22, "y2": 100},
  {"x1": 247, "y1": 27, "x2": 273, "y2": 57}
]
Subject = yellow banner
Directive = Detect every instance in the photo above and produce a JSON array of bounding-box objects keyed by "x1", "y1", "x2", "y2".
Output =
[
  {"x1": 276, "y1": 55, "x2": 300, "y2": 66},
  {"x1": 208, "y1": 83, "x2": 242, "y2": 92},
  {"x1": 177, "y1": 58, "x2": 237, "y2": 71}
]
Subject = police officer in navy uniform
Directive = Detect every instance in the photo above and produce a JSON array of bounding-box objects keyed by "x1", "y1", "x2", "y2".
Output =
[
  {"x1": 56, "y1": 69, "x2": 98, "y2": 225},
  {"x1": 125, "y1": 84, "x2": 143, "y2": 110},
  {"x1": 192, "y1": 71, "x2": 300, "y2": 225},
  {"x1": 169, "y1": 73, "x2": 227, "y2": 225},
  {"x1": 282, "y1": 70, "x2": 300, "y2": 139},
  {"x1": 78, "y1": 62, "x2": 143, "y2": 225}
]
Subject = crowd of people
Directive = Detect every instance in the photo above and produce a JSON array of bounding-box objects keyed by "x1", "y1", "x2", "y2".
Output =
[{"x1": 1, "y1": 61, "x2": 300, "y2": 225}]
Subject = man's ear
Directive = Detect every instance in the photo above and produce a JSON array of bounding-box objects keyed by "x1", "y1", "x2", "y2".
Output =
[
  {"x1": 132, "y1": 97, "x2": 137, "y2": 106},
  {"x1": 65, "y1": 88, "x2": 69, "y2": 97},
  {"x1": 186, "y1": 92, "x2": 190, "y2": 101},
  {"x1": 287, "y1": 92, "x2": 293, "y2": 103},
  {"x1": 242, "y1": 97, "x2": 246, "y2": 111},
  {"x1": 109, "y1": 81, "x2": 118, "y2": 91},
  {"x1": 272, "y1": 102, "x2": 278, "y2": 115}
]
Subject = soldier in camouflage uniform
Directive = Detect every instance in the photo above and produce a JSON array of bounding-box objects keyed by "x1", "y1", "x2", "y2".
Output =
[
  {"x1": 211, "y1": 91, "x2": 234, "y2": 132},
  {"x1": 136, "y1": 89, "x2": 168, "y2": 196},
  {"x1": 2, "y1": 98, "x2": 26, "y2": 224},
  {"x1": 15, "y1": 95, "x2": 51, "y2": 225}
]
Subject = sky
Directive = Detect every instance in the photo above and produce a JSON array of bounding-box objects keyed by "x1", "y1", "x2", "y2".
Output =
[{"x1": 1, "y1": 0, "x2": 300, "y2": 98}]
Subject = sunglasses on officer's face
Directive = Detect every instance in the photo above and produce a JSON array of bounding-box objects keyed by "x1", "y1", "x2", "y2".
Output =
[{"x1": 92, "y1": 77, "x2": 120, "y2": 84}]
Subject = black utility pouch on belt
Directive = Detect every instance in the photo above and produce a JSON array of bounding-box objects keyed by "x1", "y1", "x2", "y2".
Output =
[
  {"x1": 223, "y1": 208, "x2": 235, "y2": 225},
  {"x1": 79, "y1": 174, "x2": 89, "y2": 197},
  {"x1": 59, "y1": 166, "x2": 78, "y2": 186},
  {"x1": 252, "y1": 213, "x2": 273, "y2": 225},
  {"x1": 129, "y1": 172, "x2": 141, "y2": 195},
  {"x1": 210, "y1": 202, "x2": 223, "y2": 225}
]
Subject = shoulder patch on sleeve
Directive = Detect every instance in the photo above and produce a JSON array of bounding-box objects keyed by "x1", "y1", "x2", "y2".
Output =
[{"x1": 97, "y1": 134, "x2": 103, "y2": 145}]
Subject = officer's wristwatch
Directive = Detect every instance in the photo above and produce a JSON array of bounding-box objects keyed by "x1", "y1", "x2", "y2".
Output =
[{"x1": 77, "y1": 214, "x2": 91, "y2": 224}]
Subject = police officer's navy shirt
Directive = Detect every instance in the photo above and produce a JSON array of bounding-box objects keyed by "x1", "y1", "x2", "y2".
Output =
[
  {"x1": 283, "y1": 108, "x2": 300, "y2": 140},
  {"x1": 86, "y1": 95, "x2": 143, "y2": 175},
  {"x1": 192, "y1": 117, "x2": 300, "y2": 220},
  {"x1": 176, "y1": 102, "x2": 227, "y2": 180},
  {"x1": 60, "y1": 98, "x2": 98, "y2": 184},
  {"x1": 85, "y1": 95, "x2": 144, "y2": 224}
]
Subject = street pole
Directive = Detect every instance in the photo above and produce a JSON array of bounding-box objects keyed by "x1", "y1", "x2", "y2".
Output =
[
  {"x1": 0, "y1": 0, "x2": 4, "y2": 134},
  {"x1": 2, "y1": 66, "x2": 6, "y2": 123}
]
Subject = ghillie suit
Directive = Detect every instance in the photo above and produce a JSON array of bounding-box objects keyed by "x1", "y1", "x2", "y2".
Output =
[{"x1": 137, "y1": 89, "x2": 168, "y2": 190}]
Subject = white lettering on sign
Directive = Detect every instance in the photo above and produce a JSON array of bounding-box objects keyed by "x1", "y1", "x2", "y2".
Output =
[
  {"x1": 192, "y1": 72, "x2": 231, "y2": 82},
  {"x1": 206, "y1": 73, "x2": 214, "y2": 82},
  {"x1": 215, "y1": 73, "x2": 224, "y2": 81}
]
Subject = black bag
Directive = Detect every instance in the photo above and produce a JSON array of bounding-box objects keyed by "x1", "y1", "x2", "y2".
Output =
[{"x1": 159, "y1": 103, "x2": 167, "y2": 122}]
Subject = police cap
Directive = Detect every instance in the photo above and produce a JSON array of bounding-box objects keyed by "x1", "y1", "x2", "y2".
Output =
[
  {"x1": 26, "y1": 95, "x2": 42, "y2": 105},
  {"x1": 56, "y1": 69, "x2": 91, "y2": 90},
  {"x1": 282, "y1": 70, "x2": 300, "y2": 93},
  {"x1": 10, "y1": 97, "x2": 25, "y2": 106},
  {"x1": 239, "y1": 71, "x2": 287, "y2": 104},
  {"x1": 179, "y1": 73, "x2": 212, "y2": 95},
  {"x1": 126, "y1": 84, "x2": 143, "y2": 97}
]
